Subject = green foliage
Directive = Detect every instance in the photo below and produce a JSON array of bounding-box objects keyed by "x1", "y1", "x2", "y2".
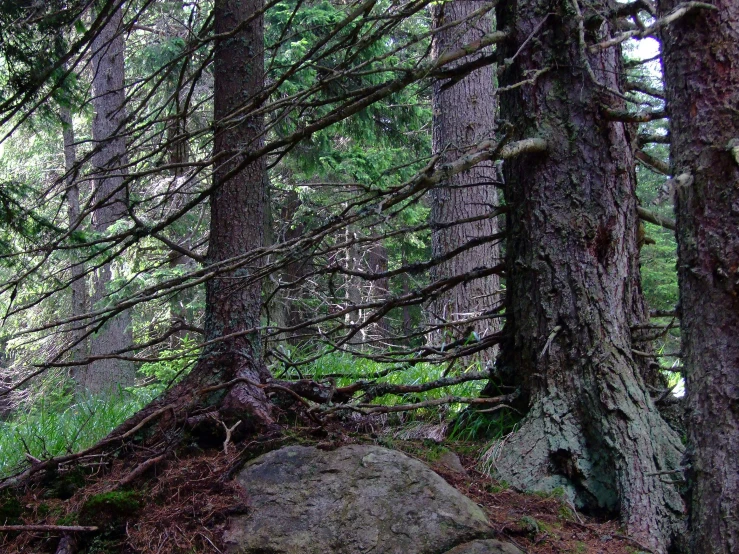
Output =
[
  {"x1": 448, "y1": 407, "x2": 520, "y2": 442},
  {"x1": 0, "y1": 489, "x2": 22, "y2": 524},
  {"x1": 0, "y1": 386, "x2": 148, "y2": 478},
  {"x1": 138, "y1": 337, "x2": 199, "y2": 396},
  {"x1": 302, "y1": 351, "x2": 482, "y2": 410},
  {"x1": 0, "y1": 0, "x2": 89, "y2": 118}
]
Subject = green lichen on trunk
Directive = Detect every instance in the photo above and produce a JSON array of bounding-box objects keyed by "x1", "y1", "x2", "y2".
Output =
[{"x1": 490, "y1": 1, "x2": 685, "y2": 552}]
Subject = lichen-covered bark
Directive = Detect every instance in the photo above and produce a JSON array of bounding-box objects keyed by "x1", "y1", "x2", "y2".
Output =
[
  {"x1": 83, "y1": 3, "x2": 135, "y2": 394},
  {"x1": 659, "y1": 2, "x2": 739, "y2": 552},
  {"x1": 429, "y1": 1, "x2": 501, "y2": 352},
  {"x1": 492, "y1": 1, "x2": 684, "y2": 551},
  {"x1": 198, "y1": 0, "x2": 273, "y2": 425}
]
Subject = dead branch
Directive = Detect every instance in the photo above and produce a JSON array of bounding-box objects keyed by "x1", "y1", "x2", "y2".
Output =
[
  {"x1": 221, "y1": 420, "x2": 242, "y2": 454},
  {"x1": 637, "y1": 206, "x2": 676, "y2": 231},
  {"x1": 337, "y1": 370, "x2": 493, "y2": 401},
  {"x1": 636, "y1": 149, "x2": 670, "y2": 175},
  {"x1": 325, "y1": 391, "x2": 519, "y2": 416},
  {"x1": 590, "y1": 2, "x2": 717, "y2": 52},
  {"x1": 637, "y1": 132, "x2": 670, "y2": 147},
  {"x1": 0, "y1": 525, "x2": 98, "y2": 533},
  {"x1": 625, "y1": 81, "x2": 664, "y2": 100},
  {"x1": 113, "y1": 453, "x2": 168, "y2": 491},
  {"x1": 602, "y1": 107, "x2": 666, "y2": 123}
]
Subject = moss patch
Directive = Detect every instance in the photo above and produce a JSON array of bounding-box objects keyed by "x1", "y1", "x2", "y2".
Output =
[
  {"x1": 79, "y1": 490, "x2": 141, "y2": 528},
  {"x1": 0, "y1": 490, "x2": 23, "y2": 524}
]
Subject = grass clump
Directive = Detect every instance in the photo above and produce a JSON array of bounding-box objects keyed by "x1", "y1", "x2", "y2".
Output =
[{"x1": 0, "y1": 385, "x2": 150, "y2": 478}]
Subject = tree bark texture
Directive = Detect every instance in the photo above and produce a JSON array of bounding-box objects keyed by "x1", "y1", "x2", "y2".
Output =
[
  {"x1": 60, "y1": 105, "x2": 89, "y2": 365},
  {"x1": 429, "y1": 1, "x2": 501, "y2": 353},
  {"x1": 84, "y1": 3, "x2": 135, "y2": 394},
  {"x1": 659, "y1": 2, "x2": 739, "y2": 552},
  {"x1": 200, "y1": 0, "x2": 273, "y2": 425},
  {"x1": 492, "y1": 1, "x2": 684, "y2": 551}
]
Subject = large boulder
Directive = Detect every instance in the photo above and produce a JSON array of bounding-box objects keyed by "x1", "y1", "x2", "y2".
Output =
[
  {"x1": 442, "y1": 539, "x2": 525, "y2": 554},
  {"x1": 224, "y1": 444, "x2": 521, "y2": 554}
]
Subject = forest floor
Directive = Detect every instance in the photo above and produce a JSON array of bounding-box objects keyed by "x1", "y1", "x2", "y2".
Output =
[{"x1": 0, "y1": 422, "x2": 644, "y2": 554}]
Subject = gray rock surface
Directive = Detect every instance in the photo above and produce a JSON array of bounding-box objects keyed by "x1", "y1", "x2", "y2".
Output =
[
  {"x1": 443, "y1": 539, "x2": 524, "y2": 554},
  {"x1": 223, "y1": 444, "x2": 514, "y2": 554}
]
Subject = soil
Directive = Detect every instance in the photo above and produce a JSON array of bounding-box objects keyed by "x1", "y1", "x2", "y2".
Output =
[{"x1": 0, "y1": 428, "x2": 646, "y2": 554}]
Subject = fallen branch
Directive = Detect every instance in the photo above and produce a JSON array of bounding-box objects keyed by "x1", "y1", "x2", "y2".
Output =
[
  {"x1": 112, "y1": 453, "x2": 168, "y2": 491},
  {"x1": 221, "y1": 419, "x2": 242, "y2": 454},
  {"x1": 337, "y1": 370, "x2": 493, "y2": 401},
  {"x1": 0, "y1": 525, "x2": 98, "y2": 533},
  {"x1": 324, "y1": 391, "x2": 519, "y2": 415}
]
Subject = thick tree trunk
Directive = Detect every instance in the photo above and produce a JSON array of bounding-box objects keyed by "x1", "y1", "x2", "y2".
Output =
[
  {"x1": 659, "y1": 2, "x2": 739, "y2": 552},
  {"x1": 60, "y1": 105, "x2": 89, "y2": 365},
  {"x1": 83, "y1": 4, "x2": 135, "y2": 394},
  {"x1": 491, "y1": 1, "x2": 684, "y2": 551},
  {"x1": 429, "y1": 1, "x2": 501, "y2": 355},
  {"x1": 196, "y1": 0, "x2": 273, "y2": 425}
]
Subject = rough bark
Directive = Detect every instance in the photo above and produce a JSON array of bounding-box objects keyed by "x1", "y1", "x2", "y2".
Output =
[
  {"x1": 659, "y1": 2, "x2": 739, "y2": 552},
  {"x1": 82, "y1": 3, "x2": 135, "y2": 394},
  {"x1": 196, "y1": 0, "x2": 273, "y2": 425},
  {"x1": 429, "y1": 1, "x2": 501, "y2": 354},
  {"x1": 60, "y1": 105, "x2": 89, "y2": 365},
  {"x1": 491, "y1": 1, "x2": 684, "y2": 551}
]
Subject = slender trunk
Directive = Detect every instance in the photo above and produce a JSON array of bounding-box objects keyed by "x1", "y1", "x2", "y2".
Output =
[
  {"x1": 60, "y1": 106, "x2": 89, "y2": 365},
  {"x1": 344, "y1": 224, "x2": 364, "y2": 345},
  {"x1": 659, "y1": 2, "x2": 739, "y2": 552},
  {"x1": 272, "y1": 188, "x2": 308, "y2": 344},
  {"x1": 490, "y1": 1, "x2": 684, "y2": 551},
  {"x1": 401, "y1": 247, "x2": 414, "y2": 340},
  {"x1": 83, "y1": 3, "x2": 135, "y2": 395},
  {"x1": 166, "y1": 17, "x2": 196, "y2": 350},
  {"x1": 196, "y1": 0, "x2": 272, "y2": 425},
  {"x1": 366, "y1": 241, "x2": 390, "y2": 338},
  {"x1": 429, "y1": 1, "x2": 501, "y2": 357}
]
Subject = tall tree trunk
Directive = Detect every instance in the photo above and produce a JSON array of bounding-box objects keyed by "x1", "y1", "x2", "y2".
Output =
[
  {"x1": 60, "y1": 105, "x2": 89, "y2": 365},
  {"x1": 83, "y1": 3, "x2": 135, "y2": 394},
  {"x1": 270, "y1": 188, "x2": 309, "y2": 345},
  {"x1": 490, "y1": 1, "x2": 684, "y2": 551},
  {"x1": 197, "y1": 0, "x2": 272, "y2": 425},
  {"x1": 366, "y1": 241, "x2": 390, "y2": 339},
  {"x1": 429, "y1": 1, "x2": 501, "y2": 355},
  {"x1": 659, "y1": 2, "x2": 739, "y2": 552},
  {"x1": 165, "y1": 11, "x2": 196, "y2": 350},
  {"x1": 344, "y1": 224, "x2": 365, "y2": 345}
]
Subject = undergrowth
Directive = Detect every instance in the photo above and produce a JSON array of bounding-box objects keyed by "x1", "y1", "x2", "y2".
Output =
[
  {"x1": 0, "y1": 386, "x2": 152, "y2": 478},
  {"x1": 0, "y1": 349, "x2": 517, "y2": 478}
]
